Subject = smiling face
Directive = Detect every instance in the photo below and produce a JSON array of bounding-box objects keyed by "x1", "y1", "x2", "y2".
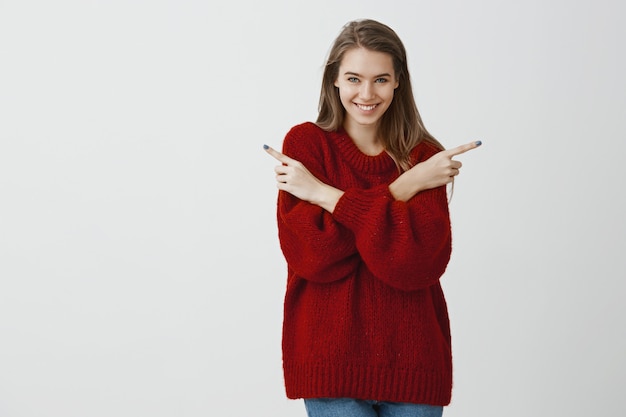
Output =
[{"x1": 334, "y1": 47, "x2": 399, "y2": 133}]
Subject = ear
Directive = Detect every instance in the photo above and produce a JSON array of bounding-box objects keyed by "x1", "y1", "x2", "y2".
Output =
[
  {"x1": 394, "y1": 80, "x2": 399, "y2": 89},
  {"x1": 334, "y1": 79, "x2": 340, "y2": 88}
]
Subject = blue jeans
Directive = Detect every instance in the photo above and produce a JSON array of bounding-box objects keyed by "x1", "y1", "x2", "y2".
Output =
[{"x1": 304, "y1": 398, "x2": 443, "y2": 417}]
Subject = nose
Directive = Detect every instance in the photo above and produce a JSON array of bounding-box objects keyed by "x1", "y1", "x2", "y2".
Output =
[{"x1": 359, "y1": 82, "x2": 375, "y2": 100}]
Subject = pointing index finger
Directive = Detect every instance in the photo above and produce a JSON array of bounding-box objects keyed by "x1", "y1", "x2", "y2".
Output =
[
  {"x1": 444, "y1": 140, "x2": 482, "y2": 157},
  {"x1": 263, "y1": 144, "x2": 294, "y2": 165}
]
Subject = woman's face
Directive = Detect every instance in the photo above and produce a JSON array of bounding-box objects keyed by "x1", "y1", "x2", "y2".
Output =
[{"x1": 334, "y1": 47, "x2": 399, "y2": 130}]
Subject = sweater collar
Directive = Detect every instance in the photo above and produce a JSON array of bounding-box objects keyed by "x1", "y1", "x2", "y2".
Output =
[{"x1": 330, "y1": 128, "x2": 397, "y2": 174}]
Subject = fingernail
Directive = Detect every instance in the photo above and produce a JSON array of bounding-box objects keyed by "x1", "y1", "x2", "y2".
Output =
[
  {"x1": 263, "y1": 144, "x2": 269, "y2": 150},
  {"x1": 475, "y1": 140, "x2": 482, "y2": 146}
]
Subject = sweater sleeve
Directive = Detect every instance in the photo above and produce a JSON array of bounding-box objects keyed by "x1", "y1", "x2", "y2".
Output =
[
  {"x1": 276, "y1": 124, "x2": 360, "y2": 283},
  {"x1": 331, "y1": 182, "x2": 452, "y2": 292}
]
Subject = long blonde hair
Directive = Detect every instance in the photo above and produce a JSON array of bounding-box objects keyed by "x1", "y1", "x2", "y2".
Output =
[{"x1": 316, "y1": 19, "x2": 442, "y2": 171}]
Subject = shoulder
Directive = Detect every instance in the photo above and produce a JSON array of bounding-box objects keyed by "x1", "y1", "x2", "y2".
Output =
[
  {"x1": 410, "y1": 139, "x2": 443, "y2": 164},
  {"x1": 284, "y1": 122, "x2": 327, "y2": 144},
  {"x1": 281, "y1": 122, "x2": 335, "y2": 177},
  {"x1": 282, "y1": 122, "x2": 330, "y2": 158}
]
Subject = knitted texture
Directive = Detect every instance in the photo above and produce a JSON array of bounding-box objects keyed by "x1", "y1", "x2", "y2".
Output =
[{"x1": 278, "y1": 122, "x2": 453, "y2": 406}]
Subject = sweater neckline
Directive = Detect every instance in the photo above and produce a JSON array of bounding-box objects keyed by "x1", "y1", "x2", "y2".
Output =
[{"x1": 330, "y1": 128, "x2": 397, "y2": 174}]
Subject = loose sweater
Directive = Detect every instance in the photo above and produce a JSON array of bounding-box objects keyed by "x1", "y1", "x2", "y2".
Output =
[{"x1": 277, "y1": 122, "x2": 453, "y2": 406}]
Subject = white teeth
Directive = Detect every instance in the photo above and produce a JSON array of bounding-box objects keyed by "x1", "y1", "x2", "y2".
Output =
[{"x1": 357, "y1": 104, "x2": 377, "y2": 111}]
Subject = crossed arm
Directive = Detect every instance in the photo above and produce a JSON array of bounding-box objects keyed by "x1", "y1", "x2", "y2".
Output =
[{"x1": 266, "y1": 139, "x2": 481, "y2": 290}]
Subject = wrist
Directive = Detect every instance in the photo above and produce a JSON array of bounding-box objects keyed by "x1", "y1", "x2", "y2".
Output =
[
  {"x1": 315, "y1": 184, "x2": 344, "y2": 213},
  {"x1": 389, "y1": 171, "x2": 423, "y2": 202}
]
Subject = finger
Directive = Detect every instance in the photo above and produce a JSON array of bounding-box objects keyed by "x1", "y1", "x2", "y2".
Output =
[
  {"x1": 274, "y1": 165, "x2": 289, "y2": 175},
  {"x1": 444, "y1": 140, "x2": 482, "y2": 157},
  {"x1": 264, "y1": 144, "x2": 296, "y2": 165}
]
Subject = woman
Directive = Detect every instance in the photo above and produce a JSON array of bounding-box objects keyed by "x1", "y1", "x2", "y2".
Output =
[{"x1": 265, "y1": 19, "x2": 480, "y2": 417}]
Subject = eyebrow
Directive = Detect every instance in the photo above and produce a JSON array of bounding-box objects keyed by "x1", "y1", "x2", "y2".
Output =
[{"x1": 344, "y1": 71, "x2": 392, "y2": 78}]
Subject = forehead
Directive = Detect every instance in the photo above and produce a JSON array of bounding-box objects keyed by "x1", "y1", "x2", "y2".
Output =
[{"x1": 339, "y1": 47, "x2": 395, "y2": 76}]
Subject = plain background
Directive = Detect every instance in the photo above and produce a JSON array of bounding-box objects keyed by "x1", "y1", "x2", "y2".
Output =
[{"x1": 1, "y1": 0, "x2": 624, "y2": 416}]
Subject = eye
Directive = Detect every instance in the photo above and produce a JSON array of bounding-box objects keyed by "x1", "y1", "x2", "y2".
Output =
[
  {"x1": 375, "y1": 78, "x2": 389, "y2": 83},
  {"x1": 347, "y1": 77, "x2": 359, "y2": 83}
]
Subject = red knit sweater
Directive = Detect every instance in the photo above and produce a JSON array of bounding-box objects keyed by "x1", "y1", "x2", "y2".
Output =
[{"x1": 278, "y1": 122, "x2": 453, "y2": 406}]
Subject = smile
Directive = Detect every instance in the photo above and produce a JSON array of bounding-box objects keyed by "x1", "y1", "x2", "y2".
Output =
[{"x1": 355, "y1": 103, "x2": 378, "y2": 111}]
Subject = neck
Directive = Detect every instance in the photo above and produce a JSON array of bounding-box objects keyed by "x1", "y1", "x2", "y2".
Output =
[{"x1": 343, "y1": 119, "x2": 383, "y2": 156}]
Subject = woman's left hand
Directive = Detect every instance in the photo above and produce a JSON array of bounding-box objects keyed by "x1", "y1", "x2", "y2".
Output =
[{"x1": 264, "y1": 145, "x2": 343, "y2": 213}]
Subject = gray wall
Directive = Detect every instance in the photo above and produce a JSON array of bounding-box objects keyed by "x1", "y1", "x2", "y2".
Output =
[{"x1": 1, "y1": 0, "x2": 624, "y2": 416}]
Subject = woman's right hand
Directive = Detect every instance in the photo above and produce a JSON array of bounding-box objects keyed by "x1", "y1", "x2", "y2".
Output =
[
  {"x1": 389, "y1": 140, "x2": 481, "y2": 202},
  {"x1": 264, "y1": 145, "x2": 344, "y2": 213}
]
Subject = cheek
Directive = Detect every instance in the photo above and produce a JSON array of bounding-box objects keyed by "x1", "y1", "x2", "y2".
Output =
[
  {"x1": 337, "y1": 86, "x2": 354, "y2": 101},
  {"x1": 382, "y1": 87, "x2": 396, "y2": 101}
]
